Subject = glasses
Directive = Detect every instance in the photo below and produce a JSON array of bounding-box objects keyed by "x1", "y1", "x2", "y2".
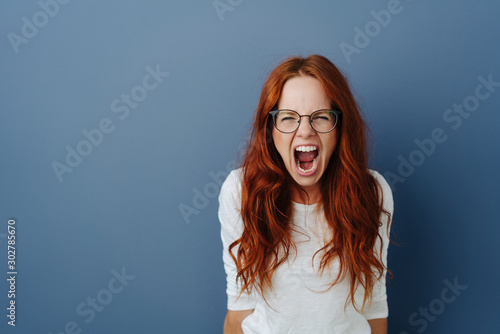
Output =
[{"x1": 269, "y1": 109, "x2": 342, "y2": 133}]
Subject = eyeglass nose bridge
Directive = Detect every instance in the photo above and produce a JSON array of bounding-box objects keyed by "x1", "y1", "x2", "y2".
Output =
[{"x1": 295, "y1": 114, "x2": 315, "y2": 129}]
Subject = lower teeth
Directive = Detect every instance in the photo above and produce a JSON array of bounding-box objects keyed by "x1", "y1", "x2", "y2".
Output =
[{"x1": 296, "y1": 157, "x2": 317, "y2": 173}]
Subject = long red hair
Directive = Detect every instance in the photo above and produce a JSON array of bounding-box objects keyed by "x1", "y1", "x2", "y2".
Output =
[{"x1": 230, "y1": 55, "x2": 391, "y2": 311}]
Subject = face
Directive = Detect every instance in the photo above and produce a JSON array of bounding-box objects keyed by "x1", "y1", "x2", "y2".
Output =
[{"x1": 272, "y1": 75, "x2": 339, "y2": 202}]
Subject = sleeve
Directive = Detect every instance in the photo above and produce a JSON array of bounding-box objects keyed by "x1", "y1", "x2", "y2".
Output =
[
  {"x1": 362, "y1": 170, "x2": 394, "y2": 320},
  {"x1": 219, "y1": 169, "x2": 258, "y2": 311}
]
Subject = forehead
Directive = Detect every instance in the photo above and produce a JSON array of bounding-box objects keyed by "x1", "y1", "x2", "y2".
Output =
[{"x1": 278, "y1": 75, "x2": 331, "y2": 111}]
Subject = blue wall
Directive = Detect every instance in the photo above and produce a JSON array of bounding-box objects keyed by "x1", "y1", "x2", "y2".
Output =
[{"x1": 1, "y1": 0, "x2": 498, "y2": 333}]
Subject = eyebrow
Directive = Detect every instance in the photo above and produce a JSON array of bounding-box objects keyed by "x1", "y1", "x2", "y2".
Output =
[{"x1": 276, "y1": 108, "x2": 338, "y2": 113}]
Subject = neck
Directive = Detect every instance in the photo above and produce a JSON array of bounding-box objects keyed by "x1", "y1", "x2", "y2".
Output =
[{"x1": 291, "y1": 184, "x2": 322, "y2": 204}]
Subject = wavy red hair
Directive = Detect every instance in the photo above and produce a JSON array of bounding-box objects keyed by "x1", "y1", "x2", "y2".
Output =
[{"x1": 229, "y1": 55, "x2": 391, "y2": 311}]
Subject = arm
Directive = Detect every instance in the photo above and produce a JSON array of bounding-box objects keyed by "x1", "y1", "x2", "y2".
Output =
[
  {"x1": 368, "y1": 318, "x2": 387, "y2": 334},
  {"x1": 363, "y1": 171, "x2": 394, "y2": 323},
  {"x1": 223, "y1": 309, "x2": 254, "y2": 334},
  {"x1": 219, "y1": 170, "x2": 258, "y2": 331}
]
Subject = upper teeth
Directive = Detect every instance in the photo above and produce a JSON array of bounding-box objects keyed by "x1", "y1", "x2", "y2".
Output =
[{"x1": 295, "y1": 146, "x2": 317, "y2": 152}]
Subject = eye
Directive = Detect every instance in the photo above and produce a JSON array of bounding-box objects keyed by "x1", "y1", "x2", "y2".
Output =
[
  {"x1": 312, "y1": 111, "x2": 333, "y2": 121},
  {"x1": 277, "y1": 111, "x2": 299, "y2": 123}
]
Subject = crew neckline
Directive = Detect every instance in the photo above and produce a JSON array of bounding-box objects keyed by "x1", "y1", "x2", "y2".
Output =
[{"x1": 292, "y1": 201, "x2": 319, "y2": 209}]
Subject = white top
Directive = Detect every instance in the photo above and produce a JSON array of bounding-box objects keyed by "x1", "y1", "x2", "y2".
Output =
[{"x1": 219, "y1": 168, "x2": 393, "y2": 333}]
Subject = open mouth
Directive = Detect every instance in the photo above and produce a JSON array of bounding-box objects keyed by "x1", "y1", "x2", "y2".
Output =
[{"x1": 294, "y1": 145, "x2": 318, "y2": 174}]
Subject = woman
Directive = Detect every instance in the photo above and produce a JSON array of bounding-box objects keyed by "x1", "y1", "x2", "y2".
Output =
[{"x1": 219, "y1": 55, "x2": 393, "y2": 333}]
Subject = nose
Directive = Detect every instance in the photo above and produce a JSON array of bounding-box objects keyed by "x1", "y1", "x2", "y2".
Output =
[{"x1": 295, "y1": 116, "x2": 316, "y2": 137}]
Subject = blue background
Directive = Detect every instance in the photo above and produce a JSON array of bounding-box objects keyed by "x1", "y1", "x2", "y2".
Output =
[{"x1": 1, "y1": 0, "x2": 499, "y2": 333}]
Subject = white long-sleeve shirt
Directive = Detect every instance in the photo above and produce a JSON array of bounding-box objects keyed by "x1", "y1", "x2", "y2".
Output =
[{"x1": 219, "y1": 168, "x2": 393, "y2": 333}]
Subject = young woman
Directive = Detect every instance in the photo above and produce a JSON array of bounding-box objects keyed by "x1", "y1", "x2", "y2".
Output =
[{"x1": 219, "y1": 55, "x2": 393, "y2": 333}]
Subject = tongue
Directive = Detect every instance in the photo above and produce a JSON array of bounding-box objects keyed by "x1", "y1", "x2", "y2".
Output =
[
  {"x1": 300, "y1": 161, "x2": 313, "y2": 170},
  {"x1": 296, "y1": 151, "x2": 317, "y2": 171},
  {"x1": 296, "y1": 151, "x2": 316, "y2": 162}
]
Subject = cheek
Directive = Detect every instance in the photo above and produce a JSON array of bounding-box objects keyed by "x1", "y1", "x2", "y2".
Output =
[
  {"x1": 272, "y1": 129, "x2": 290, "y2": 160},
  {"x1": 322, "y1": 131, "x2": 340, "y2": 158}
]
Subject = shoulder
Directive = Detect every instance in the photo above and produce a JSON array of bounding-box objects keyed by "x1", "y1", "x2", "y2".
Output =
[
  {"x1": 220, "y1": 168, "x2": 243, "y2": 192},
  {"x1": 219, "y1": 168, "x2": 245, "y2": 239},
  {"x1": 226, "y1": 168, "x2": 244, "y2": 186},
  {"x1": 368, "y1": 169, "x2": 391, "y2": 194},
  {"x1": 368, "y1": 169, "x2": 394, "y2": 214},
  {"x1": 219, "y1": 168, "x2": 244, "y2": 206}
]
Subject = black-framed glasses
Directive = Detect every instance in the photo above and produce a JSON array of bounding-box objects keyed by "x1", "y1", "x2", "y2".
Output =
[{"x1": 269, "y1": 109, "x2": 342, "y2": 133}]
